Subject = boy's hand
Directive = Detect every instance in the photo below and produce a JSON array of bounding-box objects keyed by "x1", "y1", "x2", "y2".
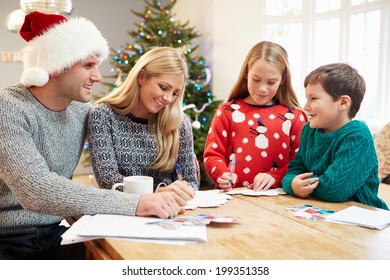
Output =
[{"x1": 291, "y1": 172, "x2": 319, "y2": 197}]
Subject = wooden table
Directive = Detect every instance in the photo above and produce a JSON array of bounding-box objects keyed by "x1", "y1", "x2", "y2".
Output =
[{"x1": 83, "y1": 192, "x2": 390, "y2": 260}]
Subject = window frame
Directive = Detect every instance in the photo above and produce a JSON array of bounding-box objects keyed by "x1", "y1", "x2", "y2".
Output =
[{"x1": 261, "y1": 0, "x2": 390, "y2": 130}]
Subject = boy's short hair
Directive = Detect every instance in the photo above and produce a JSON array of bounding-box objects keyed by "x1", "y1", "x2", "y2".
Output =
[{"x1": 304, "y1": 63, "x2": 365, "y2": 118}]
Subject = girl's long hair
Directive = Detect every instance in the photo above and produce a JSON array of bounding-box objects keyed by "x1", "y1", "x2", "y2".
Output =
[
  {"x1": 228, "y1": 41, "x2": 302, "y2": 110},
  {"x1": 95, "y1": 47, "x2": 189, "y2": 172}
]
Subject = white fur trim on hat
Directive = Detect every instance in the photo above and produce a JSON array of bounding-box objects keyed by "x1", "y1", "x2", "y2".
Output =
[
  {"x1": 20, "y1": 67, "x2": 49, "y2": 87},
  {"x1": 21, "y1": 17, "x2": 109, "y2": 87}
]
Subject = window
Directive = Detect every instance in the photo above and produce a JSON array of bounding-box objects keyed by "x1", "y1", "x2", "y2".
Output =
[{"x1": 261, "y1": 0, "x2": 389, "y2": 130}]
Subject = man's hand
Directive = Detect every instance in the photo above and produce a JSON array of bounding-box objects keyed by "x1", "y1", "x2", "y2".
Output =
[{"x1": 135, "y1": 192, "x2": 185, "y2": 218}]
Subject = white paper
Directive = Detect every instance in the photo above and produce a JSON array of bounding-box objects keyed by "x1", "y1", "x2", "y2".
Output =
[
  {"x1": 60, "y1": 215, "x2": 193, "y2": 245},
  {"x1": 61, "y1": 215, "x2": 95, "y2": 244},
  {"x1": 326, "y1": 205, "x2": 390, "y2": 230},
  {"x1": 184, "y1": 189, "x2": 231, "y2": 209},
  {"x1": 227, "y1": 187, "x2": 286, "y2": 196},
  {"x1": 67, "y1": 214, "x2": 207, "y2": 243}
]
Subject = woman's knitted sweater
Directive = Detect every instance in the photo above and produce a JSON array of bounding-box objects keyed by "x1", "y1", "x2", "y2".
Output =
[{"x1": 87, "y1": 103, "x2": 198, "y2": 191}]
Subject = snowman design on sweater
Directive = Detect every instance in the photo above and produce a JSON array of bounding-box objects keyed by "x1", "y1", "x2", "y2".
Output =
[{"x1": 204, "y1": 99, "x2": 307, "y2": 188}]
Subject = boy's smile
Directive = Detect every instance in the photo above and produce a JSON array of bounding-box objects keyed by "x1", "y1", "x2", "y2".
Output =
[{"x1": 304, "y1": 83, "x2": 350, "y2": 133}]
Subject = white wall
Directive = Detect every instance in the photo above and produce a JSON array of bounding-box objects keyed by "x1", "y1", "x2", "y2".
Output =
[
  {"x1": 0, "y1": 0, "x2": 25, "y2": 87},
  {"x1": 174, "y1": 0, "x2": 263, "y2": 102}
]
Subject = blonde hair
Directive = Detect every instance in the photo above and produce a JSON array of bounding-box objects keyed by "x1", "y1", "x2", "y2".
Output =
[
  {"x1": 228, "y1": 41, "x2": 302, "y2": 110},
  {"x1": 95, "y1": 47, "x2": 189, "y2": 172}
]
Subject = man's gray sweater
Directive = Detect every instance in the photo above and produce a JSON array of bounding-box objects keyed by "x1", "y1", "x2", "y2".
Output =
[{"x1": 0, "y1": 84, "x2": 139, "y2": 234}]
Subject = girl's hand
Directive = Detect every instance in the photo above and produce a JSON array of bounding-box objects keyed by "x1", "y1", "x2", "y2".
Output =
[
  {"x1": 216, "y1": 172, "x2": 238, "y2": 192},
  {"x1": 248, "y1": 173, "x2": 276, "y2": 191}
]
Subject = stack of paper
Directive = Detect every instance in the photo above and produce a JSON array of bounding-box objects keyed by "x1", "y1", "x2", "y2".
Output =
[
  {"x1": 61, "y1": 214, "x2": 207, "y2": 245},
  {"x1": 227, "y1": 187, "x2": 286, "y2": 196},
  {"x1": 326, "y1": 205, "x2": 390, "y2": 230}
]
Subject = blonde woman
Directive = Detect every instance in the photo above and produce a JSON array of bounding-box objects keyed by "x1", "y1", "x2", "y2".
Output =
[
  {"x1": 88, "y1": 47, "x2": 197, "y2": 206},
  {"x1": 204, "y1": 41, "x2": 307, "y2": 191}
]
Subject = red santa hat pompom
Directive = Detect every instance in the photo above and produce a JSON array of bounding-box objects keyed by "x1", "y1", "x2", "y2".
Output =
[{"x1": 19, "y1": 11, "x2": 109, "y2": 87}]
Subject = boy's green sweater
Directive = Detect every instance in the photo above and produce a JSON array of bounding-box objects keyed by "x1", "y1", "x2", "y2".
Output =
[{"x1": 283, "y1": 120, "x2": 388, "y2": 210}]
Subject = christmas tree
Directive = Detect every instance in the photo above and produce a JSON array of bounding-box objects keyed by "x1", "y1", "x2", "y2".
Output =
[{"x1": 94, "y1": 0, "x2": 221, "y2": 189}]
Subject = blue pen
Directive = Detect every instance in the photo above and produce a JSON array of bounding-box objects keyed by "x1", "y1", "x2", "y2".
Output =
[
  {"x1": 175, "y1": 163, "x2": 183, "y2": 180},
  {"x1": 228, "y1": 157, "x2": 236, "y2": 186}
]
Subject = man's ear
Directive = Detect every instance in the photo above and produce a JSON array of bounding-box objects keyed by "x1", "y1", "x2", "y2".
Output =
[
  {"x1": 137, "y1": 69, "x2": 146, "y2": 85},
  {"x1": 338, "y1": 95, "x2": 351, "y2": 111}
]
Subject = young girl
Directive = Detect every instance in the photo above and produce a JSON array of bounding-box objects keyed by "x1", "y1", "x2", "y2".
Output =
[
  {"x1": 204, "y1": 41, "x2": 307, "y2": 191},
  {"x1": 88, "y1": 47, "x2": 197, "y2": 206}
]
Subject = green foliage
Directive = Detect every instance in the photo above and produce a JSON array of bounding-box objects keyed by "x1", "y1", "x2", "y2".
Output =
[{"x1": 96, "y1": 0, "x2": 221, "y2": 189}]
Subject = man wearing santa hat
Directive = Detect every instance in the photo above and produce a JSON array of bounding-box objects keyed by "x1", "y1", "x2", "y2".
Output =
[{"x1": 0, "y1": 11, "x2": 183, "y2": 260}]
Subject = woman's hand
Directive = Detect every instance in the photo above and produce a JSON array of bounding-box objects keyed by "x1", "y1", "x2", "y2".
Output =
[{"x1": 156, "y1": 180, "x2": 195, "y2": 206}]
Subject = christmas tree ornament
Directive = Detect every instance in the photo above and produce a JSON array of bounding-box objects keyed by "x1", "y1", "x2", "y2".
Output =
[{"x1": 192, "y1": 115, "x2": 201, "y2": 129}]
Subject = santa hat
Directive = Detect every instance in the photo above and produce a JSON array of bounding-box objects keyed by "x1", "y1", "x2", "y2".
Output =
[{"x1": 19, "y1": 11, "x2": 109, "y2": 87}]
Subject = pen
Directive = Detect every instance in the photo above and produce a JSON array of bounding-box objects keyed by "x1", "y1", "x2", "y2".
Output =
[
  {"x1": 175, "y1": 163, "x2": 183, "y2": 181},
  {"x1": 228, "y1": 157, "x2": 236, "y2": 187}
]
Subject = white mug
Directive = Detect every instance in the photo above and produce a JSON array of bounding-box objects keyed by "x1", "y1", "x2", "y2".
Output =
[{"x1": 112, "y1": 176, "x2": 154, "y2": 194}]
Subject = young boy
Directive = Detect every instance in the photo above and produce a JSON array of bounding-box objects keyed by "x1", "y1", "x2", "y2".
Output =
[{"x1": 282, "y1": 63, "x2": 388, "y2": 210}]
